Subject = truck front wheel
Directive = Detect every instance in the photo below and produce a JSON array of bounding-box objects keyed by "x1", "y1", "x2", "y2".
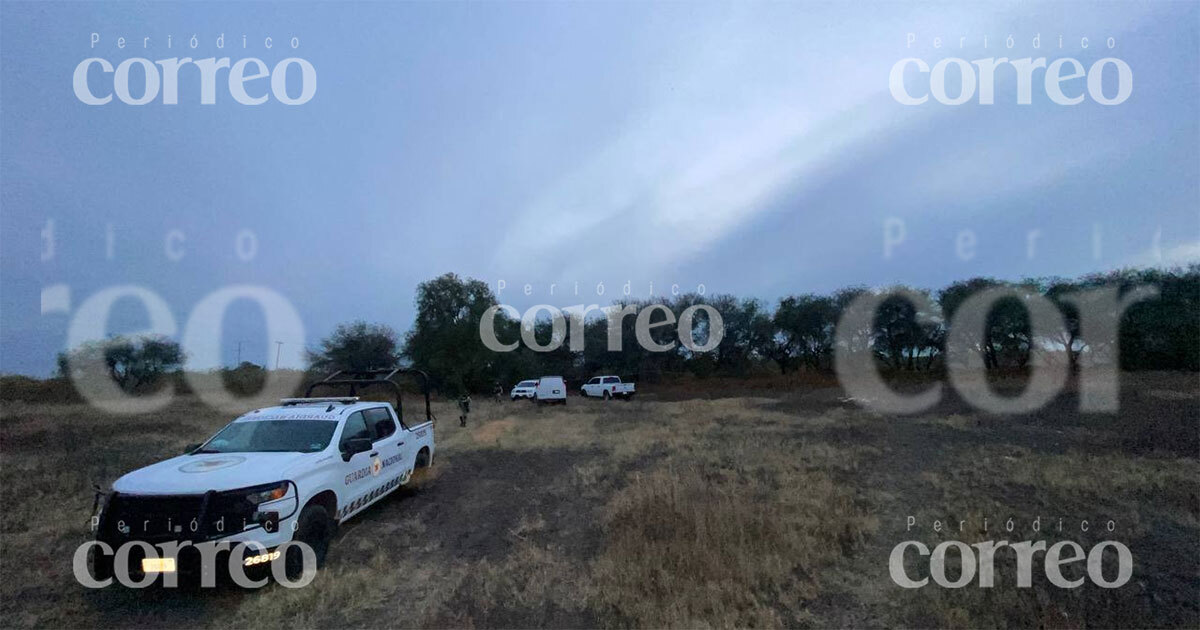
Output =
[
  {"x1": 89, "y1": 543, "x2": 114, "y2": 582},
  {"x1": 286, "y1": 504, "x2": 334, "y2": 580}
]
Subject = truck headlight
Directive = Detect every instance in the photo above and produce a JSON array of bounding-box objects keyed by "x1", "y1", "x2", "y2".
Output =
[
  {"x1": 243, "y1": 482, "x2": 289, "y2": 505},
  {"x1": 226, "y1": 482, "x2": 294, "y2": 531}
]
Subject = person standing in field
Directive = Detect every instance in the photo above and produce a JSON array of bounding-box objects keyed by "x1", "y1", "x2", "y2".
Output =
[
  {"x1": 492, "y1": 381, "x2": 503, "y2": 403},
  {"x1": 458, "y1": 394, "x2": 471, "y2": 427}
]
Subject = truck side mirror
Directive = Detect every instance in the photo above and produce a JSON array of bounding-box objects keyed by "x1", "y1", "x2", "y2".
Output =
[{"x1": 342, "y1": 437, "x2": 372, "y2": 462}]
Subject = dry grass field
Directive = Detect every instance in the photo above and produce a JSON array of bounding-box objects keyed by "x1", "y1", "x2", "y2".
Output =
[{"x1": 1, "y1": 373, "x2": 1197, "y2": 628}]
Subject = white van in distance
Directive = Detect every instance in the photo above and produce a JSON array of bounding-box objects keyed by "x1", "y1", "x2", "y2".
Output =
[{"x1": 534, "y1": 376, "x2": 567, "y2": 405}]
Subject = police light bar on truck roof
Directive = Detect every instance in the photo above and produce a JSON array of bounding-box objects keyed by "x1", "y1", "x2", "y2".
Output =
[{"x1": 279, "y1": 396, "x2": 361, "y2": 406}]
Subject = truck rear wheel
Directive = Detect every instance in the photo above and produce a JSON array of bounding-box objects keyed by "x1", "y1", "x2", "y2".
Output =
[
  {"x1": 602, "y1": 390, "x2": 611, "y2": 401},
  {"x1": 286, "y1": 504, "x2": 334, "y2": 580}
]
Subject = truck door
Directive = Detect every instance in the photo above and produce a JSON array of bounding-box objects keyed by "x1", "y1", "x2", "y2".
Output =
[
  {"x1": 336, "y1": 410, "x2": 377, "y2": 519},
  {"x1": 364, "y1": 406, "x2": 413, "y2": 492}
]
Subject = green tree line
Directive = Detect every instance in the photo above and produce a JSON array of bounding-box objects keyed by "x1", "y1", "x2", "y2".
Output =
[
  {"x1": 372, "y1": 267, "x2": 1198, "y2": 395},
  {"x1": 52, "y1": 266, "x2": 1199, "y2": 398}
]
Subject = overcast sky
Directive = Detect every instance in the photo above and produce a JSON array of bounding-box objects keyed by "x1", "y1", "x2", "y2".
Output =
[{"x1": 2, "y1": 1, "x2": 1197, "y2": 375}]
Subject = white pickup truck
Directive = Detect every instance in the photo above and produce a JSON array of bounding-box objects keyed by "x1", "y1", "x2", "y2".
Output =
[
  {"x1": 509, "y1": 380, "x2": 537, "y2": 401},
  {"x1": 91, "y1": 369, "x2": 435, "y2": 583},
  {"x1": 580, "y1": 375, "x2": 636, "y2": 400}
]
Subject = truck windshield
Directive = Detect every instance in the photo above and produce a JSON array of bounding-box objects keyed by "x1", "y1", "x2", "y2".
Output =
[
  {"x1": 197, "y1": 420, "x2": 338, "y2": 454},
  {"x1": 517, "y1": 381, "x2": 536, "y2": 387}
]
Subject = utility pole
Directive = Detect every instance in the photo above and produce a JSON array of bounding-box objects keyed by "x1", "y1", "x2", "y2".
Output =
[
  {"x1": 275, "y1": 341, "x2": 284, "y2": 370},
  {"x1": 236, "y1": 341, "x2": 242, "y2": 366}
]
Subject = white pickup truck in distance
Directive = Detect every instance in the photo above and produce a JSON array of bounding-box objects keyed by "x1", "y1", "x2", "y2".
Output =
[
  {"x1": 509, "y1": 380, "x2": 537, "y2": 401},
  {"x1": 581, "y1": 375, "x2": 635, "y2": 400},
  {"x1": 91, "y1": 369, "x2": 435, "y2": 583}
]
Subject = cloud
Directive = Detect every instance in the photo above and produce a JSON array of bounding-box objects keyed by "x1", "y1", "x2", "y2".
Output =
[
  {"x1": 487, "y1": 2, "x2": 1176, "y2": 284},
  {"x1": 1124, "y1": 240, "x2": 1200, "y2": 269},
  {"x1": 490, "y1": 91, "x2": 909, "y2": 282}
]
